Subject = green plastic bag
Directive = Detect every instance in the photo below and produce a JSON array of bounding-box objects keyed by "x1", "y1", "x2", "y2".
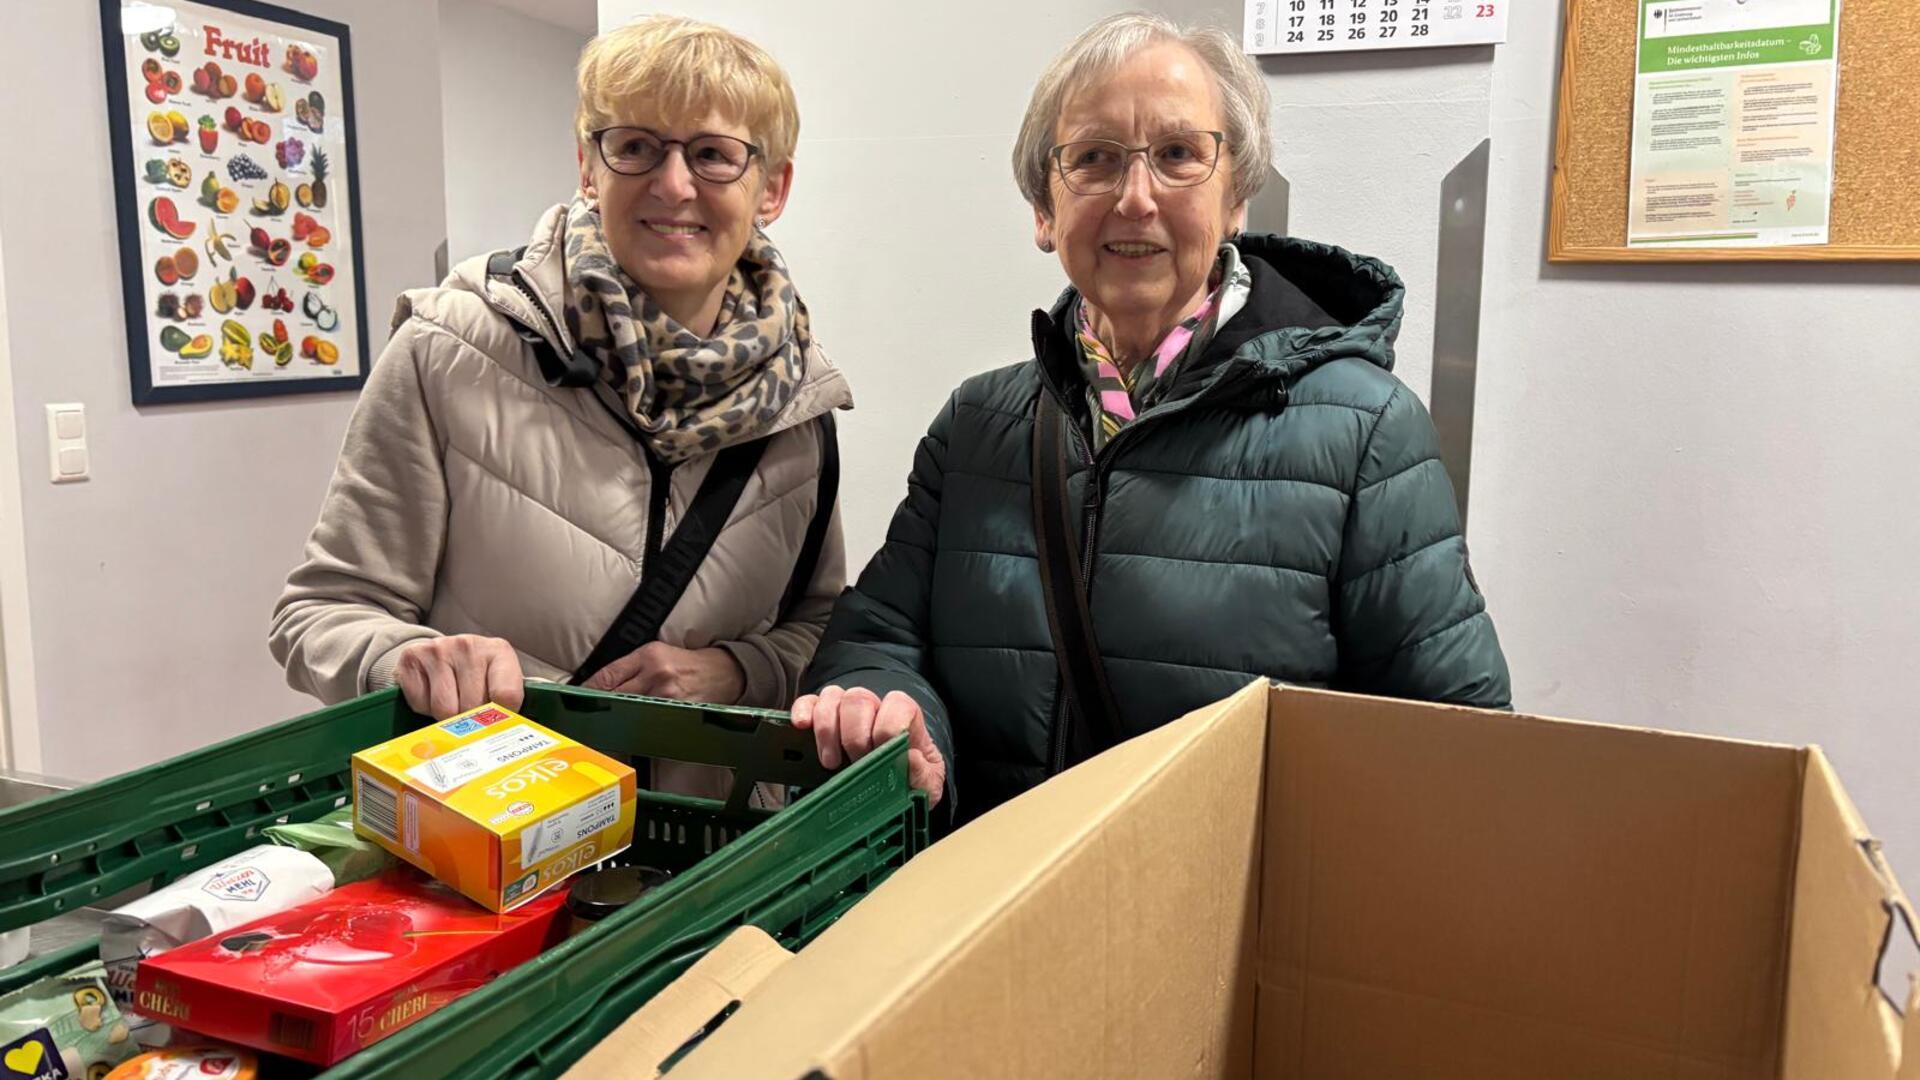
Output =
[{"x1": 263, "y1": 805, "x2": 391, "y2": 885}]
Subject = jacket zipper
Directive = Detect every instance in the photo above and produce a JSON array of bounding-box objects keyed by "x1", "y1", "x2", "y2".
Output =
[
  {"x1": 506, "y1": 270, "x2": 565, "y2": 348},
  {"x1": 1047, "y1": 416, "x2": 1097, "y2": 774},
  {"x1": 1036, "y1": 357, "x2": 1262, "y2": 776}
]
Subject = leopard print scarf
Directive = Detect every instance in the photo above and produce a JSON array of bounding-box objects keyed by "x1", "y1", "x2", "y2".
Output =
[{"x1": 561, "y1": 196, "x2": 810, "y2": 463}]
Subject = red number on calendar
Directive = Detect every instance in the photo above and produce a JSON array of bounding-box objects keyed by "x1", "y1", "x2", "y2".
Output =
[{"x1": 1476, "y1": 3, "x2": 1495, "y2": 15}]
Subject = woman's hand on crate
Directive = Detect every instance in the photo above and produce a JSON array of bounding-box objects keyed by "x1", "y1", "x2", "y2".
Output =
[
  {"x1": 791, "y1": 687, "x2": 946, "y2": 807},
  {"x1": 394, "y1": 635, "x2": 526, "y2": 718},
  {"x1": 581, "y1": 642, "x2": 746, "y2": 705}
]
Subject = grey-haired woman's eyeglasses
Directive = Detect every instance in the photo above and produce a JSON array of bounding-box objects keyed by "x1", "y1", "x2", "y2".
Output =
[{"x1": 1050, "y1": 130, "x2": 1227, "y2": 195}]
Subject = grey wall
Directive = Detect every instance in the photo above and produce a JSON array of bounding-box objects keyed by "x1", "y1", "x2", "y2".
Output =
[
  {"x1": 440, "y1": 0, "x2": 589, "y2": 266},
  {"x1": 0, "y1": 206, "x2": 27, "y2": 768},
  {"x1": 1473, "y1": 2, "x2": 1920, "y2": 873},
  {"x1": 0, "y1": 0, "x2": 448, "y2": 779}
]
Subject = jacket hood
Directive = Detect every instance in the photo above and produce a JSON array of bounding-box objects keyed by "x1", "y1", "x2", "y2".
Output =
[
  {"x1": 1034, "y1": 232, "x2": 1405, "y2": 403},
  {"x1": 437, "y1": 203, "x2": 571, "y2": 350},
  {"x1": 1214, "y1": 232, "x2": 1403, "y2": 379}
]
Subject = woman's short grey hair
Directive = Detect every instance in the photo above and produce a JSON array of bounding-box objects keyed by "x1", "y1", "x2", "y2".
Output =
[{"x1": 1013, "y1": 12, "x2": 1272, "y2": 215}]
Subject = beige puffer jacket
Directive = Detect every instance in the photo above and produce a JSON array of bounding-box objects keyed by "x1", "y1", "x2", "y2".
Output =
[{"x1": 270, "y1": 205, "x2": 850, "y2": 715}]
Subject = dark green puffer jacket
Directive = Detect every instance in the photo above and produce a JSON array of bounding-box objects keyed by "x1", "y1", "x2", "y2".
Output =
[{"x1": 804, "y1": 234, "x2": 1510, "y2": 825}]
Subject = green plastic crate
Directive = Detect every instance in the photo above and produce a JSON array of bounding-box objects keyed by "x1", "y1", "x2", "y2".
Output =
[{"x1": 0, "y1": 684, "x2": 926, "y2": 1076}]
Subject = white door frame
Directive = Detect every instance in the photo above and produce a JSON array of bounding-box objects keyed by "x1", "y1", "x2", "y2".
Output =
[{"x1": 0, "y1": 215, "x2": 42, "y2": 772}]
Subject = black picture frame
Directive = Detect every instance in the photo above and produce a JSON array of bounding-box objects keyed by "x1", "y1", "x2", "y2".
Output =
[{"x1": 99, "y1": 0, "x2": 371, "y2": 404}]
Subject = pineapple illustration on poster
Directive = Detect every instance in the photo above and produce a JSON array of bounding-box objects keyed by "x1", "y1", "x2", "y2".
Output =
[{"x1": 102, "y1": 0, "x2": 368, "y2": 404}]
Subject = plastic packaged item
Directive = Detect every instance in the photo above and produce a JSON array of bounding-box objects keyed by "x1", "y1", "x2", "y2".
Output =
[
  {"x1": 565, "y1": 865, "x2": 672, "y2": 937},
  {"x1": 0, "y1": 962, "x2": 139, "y2": 1079},
  {"x1": 132, "y1": 870, "x2": 569, "y2": 1067},
  {"x1": 262, "y1": 805, "x2": 390, "y2": 885},
  {"x1": 351, "y1": 703, "x2": 636, "y2": 911},
  {"x1": 99, "y1": 845, "x2": 333, "y2": 1047},
  {"x1": 103, "y1": 1045, "x2": 257, "y2": 1079},
  {"x1": 0, "y1": 928, "x2": 28, "y2": 970}
]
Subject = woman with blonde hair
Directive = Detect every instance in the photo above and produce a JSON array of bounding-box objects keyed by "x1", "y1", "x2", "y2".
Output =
[{"x1": 274, "y1": 17, "x2": 846, "y2": 759}]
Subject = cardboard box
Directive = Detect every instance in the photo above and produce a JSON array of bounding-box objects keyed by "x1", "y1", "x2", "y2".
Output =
[
  {"x1": 351, "y1": 703, "x2": 636, "y2": 912},
  {"x1": 560, "y1": 926, "x2": 793, "y2": 1079},
  {"x1": 667, "y1": 681, "x2": 1920, "y2": 1079},
  {"x1": 133, "y1": 871, "x2": 568, "y2": 1066}
]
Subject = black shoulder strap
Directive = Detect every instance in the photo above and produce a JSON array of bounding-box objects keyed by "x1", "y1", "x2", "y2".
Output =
[
  {"x1": 779, "y1": 413, "x2": 839, "y2": 619},
  {"x1": 572, "y1": 438, "x2": 771, "y2": 686},
  {"x1": 489, "y1": 242, "x2": 833, "y2": 682},
  {"x1": 1031, "y1": 392, "x2": 1123, "y2": 762}
]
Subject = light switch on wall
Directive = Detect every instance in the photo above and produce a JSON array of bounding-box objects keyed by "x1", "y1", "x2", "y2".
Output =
[{"x1": 45, "y1": 404, "x2": 88, "y2": 483}]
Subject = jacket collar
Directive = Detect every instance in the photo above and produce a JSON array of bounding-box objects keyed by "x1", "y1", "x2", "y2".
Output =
[
  {"x1": 1032, "y1": 233, "x2": 1405, "y2": 410},
  {"x1": 442, "y1": 204, "x2": 853, "y2": 436}
]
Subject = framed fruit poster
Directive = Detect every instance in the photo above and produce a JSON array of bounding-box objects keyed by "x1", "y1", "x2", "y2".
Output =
[{"x1": 100, "y1": 0, "x2": 368, "y2": 404}]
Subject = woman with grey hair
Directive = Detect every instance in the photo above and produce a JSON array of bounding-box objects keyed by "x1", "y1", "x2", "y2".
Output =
[{"x1": 792, "y1": 13, "x2": 1510, "y2": 825}]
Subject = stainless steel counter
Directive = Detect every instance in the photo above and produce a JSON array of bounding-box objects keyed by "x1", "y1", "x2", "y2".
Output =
[
  {"x1": 0, "y1": 767, "x2": 106, "y2": 968},
  {"x1": 0, "y1": 769, "x2": 73, "y2": 810}
]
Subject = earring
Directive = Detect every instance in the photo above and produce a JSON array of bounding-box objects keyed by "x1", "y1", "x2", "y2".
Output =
[
  {"x1": 1038, "y1": 238, "x2": 1055, "y2": 253},
  {"x1": 755, "y1": 217, "x2": 767, "y2": 229}
]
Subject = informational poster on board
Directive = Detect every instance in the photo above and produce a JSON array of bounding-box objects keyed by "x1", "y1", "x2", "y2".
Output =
[
  {"x1": 102, "y1": 0, "x2": 368, "y2": 404},
  {"x1": 1627, "y1": 0, "x2": 1843, "y2": 249},
  {"x1": 1244, "y1": 0, "x2": 1507, "y2": 56}
]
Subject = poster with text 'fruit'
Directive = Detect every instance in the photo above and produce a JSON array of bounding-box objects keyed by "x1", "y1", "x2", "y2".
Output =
[{"x1": 103, "y1": 0, "x2": 367, "y2": 404}]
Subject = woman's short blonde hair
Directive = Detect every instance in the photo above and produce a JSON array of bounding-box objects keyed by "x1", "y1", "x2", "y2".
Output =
[
  {"x1": 576, "y1": 16, "x2": 800, "y2": 170},
  {"x1": 1013, "y1": 13, "x2": 1271, "y2": 215}
]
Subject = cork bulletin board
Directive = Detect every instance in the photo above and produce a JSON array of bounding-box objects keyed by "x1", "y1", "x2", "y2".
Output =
[{"x1": 1549, "y1": 0, "x2": 1920, "y2": 262}]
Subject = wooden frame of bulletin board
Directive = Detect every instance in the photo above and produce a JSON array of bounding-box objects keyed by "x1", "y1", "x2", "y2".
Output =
[{"x1": 1549, "y1": 0, "x2": 1920, "y2": 263}]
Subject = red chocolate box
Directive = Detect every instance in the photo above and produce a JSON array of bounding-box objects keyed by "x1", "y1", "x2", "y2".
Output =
[{"x1": 132, "y1": 870, "x2": 567, "y2": 1066}]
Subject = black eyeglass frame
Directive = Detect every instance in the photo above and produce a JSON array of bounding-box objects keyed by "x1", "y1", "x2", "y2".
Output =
[{"x1": 589, "y1": 126, "x2": 764, "y2": 184}]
